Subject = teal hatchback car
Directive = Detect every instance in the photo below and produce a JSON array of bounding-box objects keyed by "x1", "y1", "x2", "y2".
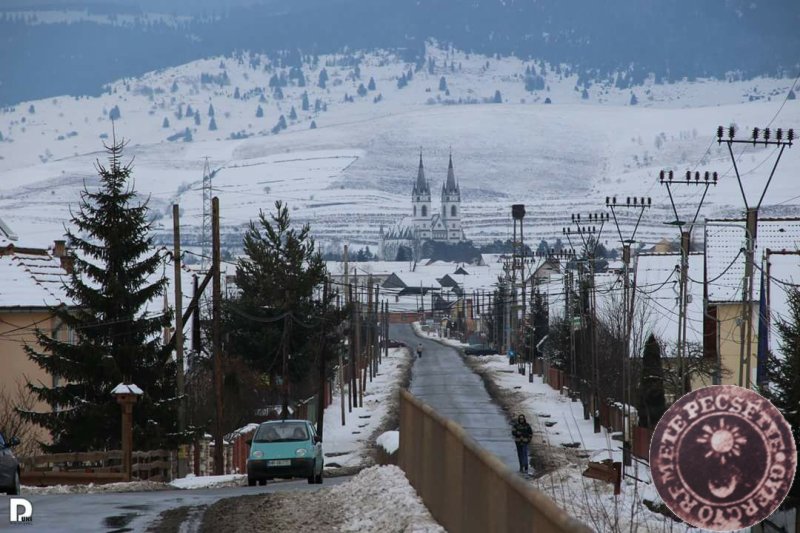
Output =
[{"x1": 247, "y1": 420, "x2": 323, "y2": 486}]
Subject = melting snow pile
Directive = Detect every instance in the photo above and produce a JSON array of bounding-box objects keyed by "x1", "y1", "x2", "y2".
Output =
[
  {"x1": 330, "y1": 465, "x2": 443, "y2": 533},
  {"x1": 376, "y1": 431, "x2": 399, "y2": 455},
  {"x1": 170, "y1": 473, "x2": 246, "y2": 489}
]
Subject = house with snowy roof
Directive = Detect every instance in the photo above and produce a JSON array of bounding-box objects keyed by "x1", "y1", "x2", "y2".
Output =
[{"x1": 704, "y1": 217, "x2": 800, "y2": 388}]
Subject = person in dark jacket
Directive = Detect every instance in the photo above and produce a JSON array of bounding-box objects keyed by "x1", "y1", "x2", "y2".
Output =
[{"x1": 512, "y1": 414, "x2": 533, "y2": 473}]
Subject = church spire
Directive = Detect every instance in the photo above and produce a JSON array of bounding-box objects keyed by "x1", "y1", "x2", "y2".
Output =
[
  {"x1": 413, "y1": 151, "x2": 429, "y2": 195},
  {"x1": 444, "y1": 153, "x2": 458, "y2": 193}
]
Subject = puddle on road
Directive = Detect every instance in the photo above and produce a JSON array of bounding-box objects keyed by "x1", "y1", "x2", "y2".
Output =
[{"x1": 104, "y1": 511, "x2": 138, "y2": 532}]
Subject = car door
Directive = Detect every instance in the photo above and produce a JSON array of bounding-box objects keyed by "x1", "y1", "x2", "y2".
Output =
[{"x1": 0, "y1": 432, "x2": 10, "y2": 487}]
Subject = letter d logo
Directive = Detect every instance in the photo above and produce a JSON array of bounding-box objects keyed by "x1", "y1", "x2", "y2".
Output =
[{"x1": 10, "y1": 498, "x2": 32, "y2": 522}]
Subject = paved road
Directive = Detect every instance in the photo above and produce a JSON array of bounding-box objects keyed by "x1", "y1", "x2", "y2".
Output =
[
  {"x1": 391, "y1": 324, "x2": 519, "y2": 471},
  {"x1": 0, "y1": 476, "x2": 351, "y2": 532}
]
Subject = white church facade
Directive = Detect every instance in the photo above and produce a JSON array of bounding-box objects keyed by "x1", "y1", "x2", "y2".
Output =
[{"x1": 380, "y1": 154, "x2": 466, "y2": 260}]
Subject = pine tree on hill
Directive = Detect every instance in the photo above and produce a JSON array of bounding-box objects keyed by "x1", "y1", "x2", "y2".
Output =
[
  {"x1": 789, "y1": 89, "x2": 797, "y2": 100},
  {"x1": 301, "y1": 92, "x2": 309, "y2": 111},
  {"x1": 637, "y1": 333, "x2": 666, "y2": 428},
  {"x1": 109, "y1": 105, "x2": 121, "y2": 121},
  {"x1": 289, "y1": 106, "x2": 297, "y2": 120},
  {"x1": 357, "y1": 83, "x2": 367, "y2": 97},
  {"x1": 194, "y1": 113, "x2": 201, "y2": 126},
  {"x1": 234, "y1": 87, "x2": 241, "y2": 99},
  {"x1": 183, "y1": 127, "x2": 192, "y2": 142},
  {"x1": 630, "y1": 92, "x2": 638, "y2": 105},
  {"x1": 209, "y1": 117, "x2": 218, "y2": 131},
  {"x1": 493, "y1": 90, "x2": 502, "y2": 103},
  {"x1": 256, "y1": 105, "x2": 264, "y2": 118},
  {"x1": 208, "y1": 103, "x2": 215, "y2": 117},
  {"x1": 439, "y1": 76, "x2": 447, "y2": 91},
  {"x1": 21, "y1": 139, "x2": 177, "y2": 452},
  {"x1": 278, "y1": 115, "x2": 287, "y2": 130},
  {"x1": 171, "y1": 81, "x2": 178, "y2": 93},
  {"x1": 162, "y1": 117, "x2": 170, "y2": 128},
  {"x1": 259, "y1": 93, "x2": 267, "y2": 103},
  {"x1": 28, "y1": 104, "x2": 35, "y2": 114},
  {"x1": 274, "y1": 87, "x2": 284, "y2": 100},
  {"x1": 310, "y1": 120, "x2": 317, "y2": 129},
  {"x1": 368, "y1": 77, "x2": 376, "y2": 91},
  {"x1": 185, "y1": 105, "x2": 193, "y2": 117},
  {"x1": 318, "y1": 69, "x2": 328, "y2": 89},
  {"x1": 582, "y1": 88, "x2": 590, "y2": 100}
]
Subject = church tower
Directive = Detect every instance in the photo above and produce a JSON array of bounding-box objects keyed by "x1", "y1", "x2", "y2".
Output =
[
  {"x1": 440, "y1": 154, "x2": 462, "y2": 242},
  {"x1": 412, "y1": 153, "x2": 431, "y2": 241}
]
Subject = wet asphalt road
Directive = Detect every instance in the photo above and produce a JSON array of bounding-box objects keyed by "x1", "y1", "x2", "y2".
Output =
[
  {"x1": 0, "y1": 476, "x2": 351, "y2": 532},
  {"x1": 390, "y1": 324, "x2": 519, "y2": 471}
]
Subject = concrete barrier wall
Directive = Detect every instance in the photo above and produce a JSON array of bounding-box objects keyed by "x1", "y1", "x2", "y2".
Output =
[{"x1": 398, "y1": 389, "x2": 592, "y2": 533}]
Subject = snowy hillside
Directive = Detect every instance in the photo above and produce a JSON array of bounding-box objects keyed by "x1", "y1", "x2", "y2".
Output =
[{"x1": 1, "y1": 45, "x2": 798, "y2": 255}]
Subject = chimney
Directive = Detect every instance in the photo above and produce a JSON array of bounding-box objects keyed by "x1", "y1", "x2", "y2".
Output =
[{"x1": 53, "y1": 240, "x2": 66, "y2": 257}]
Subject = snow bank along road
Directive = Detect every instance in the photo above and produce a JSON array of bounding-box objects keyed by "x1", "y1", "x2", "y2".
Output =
[
  {"x1": 390, "y1": 324, "x2": 519, "y2": 470},
  {"x1": 0, "y1": 476, "x2": 352, "y2": 532}
]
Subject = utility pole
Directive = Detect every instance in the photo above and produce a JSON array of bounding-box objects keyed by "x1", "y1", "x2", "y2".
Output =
[
  {"x1": 563, "y1": 211, "x2": 609, "y2": 433},
  {"x1": 606, "y1": 194, "x2": 651, "y2": 471},
  {"x1": 211, "y1": 196, "x2": 224, "y2": 475},
  {"x1": 659, "y1": 170, "x2": 718, "y2": 394},
  {"x1": 367, "y1": 275, "x2": 374, "y2": 382},
  {"x1": 172, "y1": 204, "x2": 188, "y2": 478},
  {"x1": 355, "y1": 280, "x2": 363, "y2": 408},
  {"x1": 343, "y1": 245, "x2": 350, "y2": 304},
  {"x1": 316, "y1": 281, "x2": 329, "y2": 439},
  {"x1": 348, "y1": 283, "x2": 354, "y2": 413},
  {"x1": 717, "y1": 125, "x2": 794, "y2": 388},
  {"x1": 201, "y1": 157, "x2": 212, "y2": 271},
  {"x1": 339, "y1": 292, "x2": 346, "y2": 426},
  {"x1": 511, "y1": 205, "x2": 526, "y2": 373}
]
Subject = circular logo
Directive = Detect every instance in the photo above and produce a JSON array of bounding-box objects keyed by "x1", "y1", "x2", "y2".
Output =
[{"x1": 650, "y1": 385, "x2": 796, "y2": 531}]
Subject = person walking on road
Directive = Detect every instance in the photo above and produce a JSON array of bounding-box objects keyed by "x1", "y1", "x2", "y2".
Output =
[
  {"x1": 512, "y1": 414, "x2": 533, "y2": 473},
  {"x1": 416, "y1": 342, "x2": 423, "y2": 358}
]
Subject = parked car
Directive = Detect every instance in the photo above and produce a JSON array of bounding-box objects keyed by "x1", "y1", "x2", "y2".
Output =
[
  {"x1": 463, "y1": 344, "x2": 496, "y2": 356},
  {"x1": 379, "y1": 338, "x2": 404, "y2": 348},
  {"x1": 247, "y1": 420, "x2": 323, "y2": 486},
  {"x1": 0, "y1": 431, "x2": 21, "y2": 495}
]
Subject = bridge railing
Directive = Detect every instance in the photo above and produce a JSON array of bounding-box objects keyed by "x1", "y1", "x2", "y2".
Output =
[{"x1": 398, "y1": 389, "x2": 591, "y2": 533}]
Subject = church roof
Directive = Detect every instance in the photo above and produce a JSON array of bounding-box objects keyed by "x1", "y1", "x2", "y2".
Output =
[
  {"x1": 413, "y1": 154, "x2": 430, "y2": 195},
  {"x1": 443, "y1": 154, "x2": 459, "y2": 194}
]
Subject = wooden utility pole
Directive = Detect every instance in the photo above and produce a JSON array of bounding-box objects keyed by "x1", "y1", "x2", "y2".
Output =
[
  {"x1": 356, "y1": 284, "x2": 364, "y2": 407},
  {"x1": 343, "y1": 245, "x2": 350, "y2": 303},
  {"x1": 316, "y1": 281, "x2": 329, "y2": 439},
  {"x1": 367, "y1": 275, "x2": 373, "y2": 382},
  {"x1": 211, "y1": 197, "x2": 224, "y2": 475},
  {"x1": 172, "y1": 204, "x2": 188, "y2": 478},
  {"x1": 281, "y1": 296, "x2": 292, "y2": 420},
  {"x1": 338, "y1": 293, "x2": 346, "y2": 426},
  {"x1": 348, "y1": 283, "x2": 355, "y2": 413}
]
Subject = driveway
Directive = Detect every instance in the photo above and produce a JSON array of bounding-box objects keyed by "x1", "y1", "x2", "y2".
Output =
[{"x1": 390, "y1": 324, "x2": 518, "y2": 470}]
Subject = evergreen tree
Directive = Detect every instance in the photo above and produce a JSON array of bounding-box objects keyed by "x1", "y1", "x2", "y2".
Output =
[
  {"x1": 278, "y1": 115, "x2": 287, "y2": 130},
  {"x1": 493, "y1": 90, "x2": 502, "y2": 103},
  {"x1": 109, "y1": 105, "x2": 121, "y2": 121},
  {"x1": 21, "y1": 140, "x2": 177, "y2": 452},
  {"x1": 171, "y1": 81, "x2": 178, "y2": 93},
  {"x1": 194, "y1": 113, "x2": 201, "y2": 126},
  {"x1": 788, "y1": 88, "x2": 797, "y2": 100},
  {"x1": 439, "y1": 76, "x2": 448, "y2": 92},
  {"x1": 183, "y1": 127, "x2": 192, "y2": 142},
  {"x1": 185, "y1": 105, "x2": 194, "y2": 117},
  {"x1": 225, "y1": 202, "x2": 331, "y2": 417},
  {"x1": 289, "y1": 106, "x2": 297, "y2": 120},
  {"x1": 544, "y1": 97, "x2": 552, "y2": 104},
  {"x1": 301, "y1": 92, "x2": 309, "y2": 111},
  {"x1": 357, "y1": 83, "x2": 367, "y2": 97},
  {"x1": 397, "y1": 73, "x2": 407, "y2": 89},
  {"x1": 368, "y1": 77, "x2": 376, "y2": 91},
  {"x1": 637, "y1": 333, "x2": 666, "y2": 428},
  {"x1": 395, "y1": 245, "x2": 412, "y2": 262},
  {"x1": 259, "y1": 93, "x2": 267, "y2": 103},
  {"x1": 234, "y1": 87, "x2": 241, "y2": 99},
  {"x1": 310, "y1": 120, "x2": 317, "y2": 129},
  {"x1": 582, "y1": 88, "x2": 590, "y2": 99},
  {"x1": 318, "y1": 69, "x2": 328, "y2": 89},
  {"x1": 764, "y1": 287, "x2": 800, "y2": 499},
  {"x1": 630, "y1": 92, "x2": 639, "y2": 105},
  {"x1": 209, "y1": 117, "x2": 218, "y2": 131},
  {"x1": 256, "y1": 105, "x2": 264, "y2": 118},
  {"x1": 314, "y1": 99, "x2": 322, "y2": 112},
  {"x1": 28, "y1": 104, "x2": 35, "y2": 114},
  {"x1": 208, "y1": 103, "x2": 215, "y2": 117},
  {"x1": 162, "y1": 117, "x2": 170, "y2": 128},
  {"x1": 274, "y1": 87, "x2": 284, "y2": 100}
]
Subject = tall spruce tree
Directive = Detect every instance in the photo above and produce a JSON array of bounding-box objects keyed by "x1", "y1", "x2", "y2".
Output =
[
  {"x1": 22, "y1": 139, "x2": 177, "y2": 452},
  {"x1": 764, "y1": 287, "x2": 800, "y2": 499}
]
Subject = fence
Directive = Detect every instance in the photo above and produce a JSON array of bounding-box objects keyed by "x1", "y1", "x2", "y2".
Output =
[
  {"x1": 20, "y1": 449, "x2": 174, "y2": 485},
  {"x1": 398, "y1": 389, "x2": 591, "y2": 533}
]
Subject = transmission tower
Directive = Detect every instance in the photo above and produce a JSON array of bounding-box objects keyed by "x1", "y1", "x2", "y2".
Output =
[{"x1": 201, "y1": 157, "x2": 212, "y2": 270}]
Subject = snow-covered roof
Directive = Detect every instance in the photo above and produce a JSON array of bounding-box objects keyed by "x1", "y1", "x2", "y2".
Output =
[
  {"x1": 0, "y1": 251, "x2": 71, "y2": 308},
  {"x1": 706, "y1": 218, "x2": 800, "y2": 302},
  {"x1": 111, "y1": 383, "x2": 143, "y2": 395}
]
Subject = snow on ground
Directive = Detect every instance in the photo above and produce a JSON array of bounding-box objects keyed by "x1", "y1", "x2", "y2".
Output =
[
  {"x1": 412, "y1": 321, "x2": 470, "y2": 349},
  {"x1": 376, "y1": 430, "x2": 399, "y2": 455},
  {"x1": 22, "y1": 480, "x2": 168, "y2": 495},
  {"x1": 322, "y1": 346, "x2": 411, "y2": 470},
  {"x1": 169, "y1": 473, "x2": 246, "y2": 490},
  {"x1": 329, "y1": 465, "x2": 444, "y2": 533}
]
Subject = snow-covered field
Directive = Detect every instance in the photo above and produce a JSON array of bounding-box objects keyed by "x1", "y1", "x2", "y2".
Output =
[
  {"x1": 1, "y1": 44, "x2": 798, "y2": 254},
  {"x1": 322, "y1": 346, "x2": 412, "y2": 470}
]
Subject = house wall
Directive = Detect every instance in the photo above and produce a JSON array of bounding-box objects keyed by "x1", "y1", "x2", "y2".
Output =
[
  {"x1": 715, "y1": 302, "x2": 759, "y2": 388},
  {"x1": 0, "y1": 309, "x2": 57, "y2": 446}
]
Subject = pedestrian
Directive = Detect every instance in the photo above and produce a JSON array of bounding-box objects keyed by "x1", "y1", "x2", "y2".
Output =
[
  {"x1": 512, "y1": 414, "x2": 533, "y2": 473},
  {"x1": 416, "y1": 342, "x2": 423, "y2": 358}
]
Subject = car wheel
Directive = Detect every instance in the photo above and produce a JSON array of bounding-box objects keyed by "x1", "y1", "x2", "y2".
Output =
[
  {"x1": 315, "y1": 470, "x2": 323, "y2": 484},
  {"x1": 248, "y1": 477, "x2": 256, "y2": 487},
  {"x1": 10, "y1": 471, "x2": 20, "y2": 495}
]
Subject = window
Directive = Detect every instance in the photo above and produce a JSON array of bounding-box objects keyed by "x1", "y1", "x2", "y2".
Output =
[
  {"x1": 422, "y1": 205, "x2": 427, "y2": 217},
  {"x1": 254, "y1": 421, "x2": 309, "y2": 443},
  {"x1": 451, "y1": 205, "x2": 457, "y2": 217}
]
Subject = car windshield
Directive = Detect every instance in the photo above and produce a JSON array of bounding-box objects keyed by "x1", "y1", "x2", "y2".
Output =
[{"x1": 254, "y1": 422, "x2": 309, "y2": 443}]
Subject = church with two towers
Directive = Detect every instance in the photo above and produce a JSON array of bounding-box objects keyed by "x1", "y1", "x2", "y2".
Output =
[{"x1": 380, "y1": 154, "x2": 466, "y2": 260}]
